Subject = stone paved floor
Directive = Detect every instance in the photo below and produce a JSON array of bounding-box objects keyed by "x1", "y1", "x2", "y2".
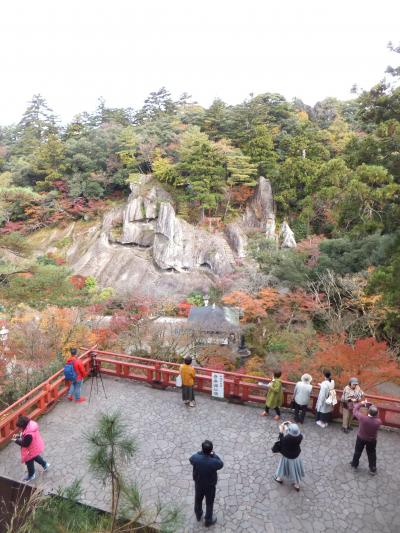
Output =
[{"x1": 0, "y1": 377, "x2": 399, "y2": 533}]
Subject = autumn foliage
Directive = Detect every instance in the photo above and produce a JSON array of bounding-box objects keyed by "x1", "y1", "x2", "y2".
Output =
[
  {"x1": 222, "y1": 288, "x2": 322, "y2": 324},
  {"x1": 280, "y1": 336, "x2": 400, "y2": 390}
]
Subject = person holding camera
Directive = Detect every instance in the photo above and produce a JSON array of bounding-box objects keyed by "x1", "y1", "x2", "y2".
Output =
[
  {"x1": 341, "y1": 377, "x2": 364, "y2": 433},
  {"x1": 189, "y1": 440, "x2": 224, "y2": 527},
  {"x1": 65, "y1": 347, "x2": 88, "y2": 403},
  {"x1": 350, "y1": 401, "x2": 382, "y2": 475},
  {"x1": 12, "y1": 415, "x2": 50, "y2": 482},
  {"x1": 273, "y1": 422, "x2": 304, "y2": 491}
]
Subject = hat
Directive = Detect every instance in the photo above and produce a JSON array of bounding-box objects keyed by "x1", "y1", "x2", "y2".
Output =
[
  {"x1": 287, "y1": 423, "x2": 301, "y2": 437},
  {"x1": 349, "y1": 377, "x2": 359, "y2": 385},
  {"x1": 301, "y1": 373, "x2": 312, "y2": 384}
]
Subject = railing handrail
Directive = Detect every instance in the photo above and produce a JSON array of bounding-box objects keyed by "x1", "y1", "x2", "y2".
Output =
[
  {"x1": 0, "y1": 349, "x2": 91, "y2": 418},
  {"x1": 1, "y1": 346, "x2": 399, "y2": 447},
  {"x1": 87, "y1": 347, "x2": 400, "y2": 405}
]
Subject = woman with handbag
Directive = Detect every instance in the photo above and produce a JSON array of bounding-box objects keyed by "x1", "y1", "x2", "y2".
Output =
[
  {"x1": 315, "y1": 370, "x2": 335, "y2": 428},
  {"x1": 273, "y1": 422, "x2": 304, "y2": 491},
  {"x1": 341, "y1": 377, "x2": 364, "y2": 433}
]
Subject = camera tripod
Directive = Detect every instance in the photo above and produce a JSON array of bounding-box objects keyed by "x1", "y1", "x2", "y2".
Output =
[{"x1": 88, "y1": 352, "x2": 107, "y2": 402}]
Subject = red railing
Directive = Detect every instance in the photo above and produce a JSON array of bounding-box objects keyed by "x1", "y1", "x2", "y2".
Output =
[
  {"x1": 1, "y1": 347, "x2": 399, "y2": 446},
  {"x1": 0, "y1": 349, "x2": 91, "y2": 446}
]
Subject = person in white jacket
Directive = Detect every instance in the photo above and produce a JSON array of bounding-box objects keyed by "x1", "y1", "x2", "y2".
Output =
[
  {"x1": 315, "y1": 370, "x2": 335, "y2": 428},
  {"x1": 293, "y1": 374, "x2": 313, "y2": 424}
]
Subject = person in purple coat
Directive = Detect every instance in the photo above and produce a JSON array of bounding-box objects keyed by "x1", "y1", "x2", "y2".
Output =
[{"x1": 350, "y1": 401, "x2": 382, "y2": 475}]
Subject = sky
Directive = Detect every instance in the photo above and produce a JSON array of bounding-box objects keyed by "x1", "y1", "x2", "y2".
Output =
[{"x1": 0, "y1": 0, "x2": 399, "y2": 125}]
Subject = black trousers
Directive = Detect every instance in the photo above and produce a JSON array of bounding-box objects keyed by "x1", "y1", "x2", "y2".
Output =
[
  {"x1": 194, "y1": 483, "x2": 216, "y2": 523},
  {"x1": 182, "y1": 386, "x2": 194, "y2": 402},
  {"x1": 265, "y1": 406, "x2": 281, "y2": 416},
  {"x1": 26, "y1": 455, "x2": 47, "y2": 477},
  {"x1": 351, "y1": 436, "x2": 377, "y2": 470},
  {"x1": 294, "y1": 402, "x2": 307, "y2": 423}
]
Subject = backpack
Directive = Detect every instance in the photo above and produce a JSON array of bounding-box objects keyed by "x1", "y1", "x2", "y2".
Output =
[{"x1": 64, "y1": 361, "x2": 77, "y2": 382}]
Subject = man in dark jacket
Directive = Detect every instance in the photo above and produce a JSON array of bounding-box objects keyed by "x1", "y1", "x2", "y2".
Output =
[{"x1": 189, "y1": 440, "x2": 224, "y2": 527}]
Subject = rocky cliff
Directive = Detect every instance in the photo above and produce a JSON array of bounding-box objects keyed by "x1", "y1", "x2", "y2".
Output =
[{"x1": 32, "y1": 175, "x2": 295, "y2": 299}]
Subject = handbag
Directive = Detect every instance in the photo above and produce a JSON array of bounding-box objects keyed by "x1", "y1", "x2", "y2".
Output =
[
  {"x1": 271, "y1": 440, "x2": 281, "y2": 454},
  {"x1": 176, "y1": 374, "x2": 182, "y2": 387},
  {"x1": 326, "y1": 389, "x2": 337, "y2": 406}
]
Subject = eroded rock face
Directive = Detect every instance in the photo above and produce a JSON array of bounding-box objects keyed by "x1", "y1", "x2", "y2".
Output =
[
  {"x1": 244, "y1": 176, "x2": 275, "y2": 230},
  {"x1": 153, "y1": 203, "x2": 235, "y2": 275},
  {"x1": 121, "y1": 181, "x2": 171, "y2": 246},
  {"x1": 224, "y1": 223, "x2": 248, "y2": 258}
]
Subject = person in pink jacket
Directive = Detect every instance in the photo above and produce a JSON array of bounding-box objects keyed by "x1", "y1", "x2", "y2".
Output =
[{"x1": 12, "y1": 415, "x2": 50, "y2": 482}]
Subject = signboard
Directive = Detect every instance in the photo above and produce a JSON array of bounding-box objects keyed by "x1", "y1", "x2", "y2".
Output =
[{"x1": 211, "y1": 372, "x2": 224, "y2": 398}]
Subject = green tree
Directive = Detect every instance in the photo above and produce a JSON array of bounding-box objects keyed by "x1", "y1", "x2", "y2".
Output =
[
  {"x1": 86, "y1": 412, "x2": 180, "y2": 532},
  {"x1": 243, "y1": 125, "x2": 278, "y2": 176}
]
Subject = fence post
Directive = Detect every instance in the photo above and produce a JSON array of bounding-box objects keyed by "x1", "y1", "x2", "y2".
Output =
[
  {"x1": 228, "y1": 376, "x2": 243, "y2": 404},
  {"x1": 151, "y1": 362, "x2": 167, "y2": 389}
]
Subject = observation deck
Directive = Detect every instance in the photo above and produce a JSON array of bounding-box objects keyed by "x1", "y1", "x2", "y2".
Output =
[{"x1": 0, "y1": 349, "x2": 399, "y2": 532}]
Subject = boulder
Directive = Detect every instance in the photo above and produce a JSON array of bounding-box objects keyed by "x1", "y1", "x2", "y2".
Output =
[{"x1": 280, "y1": 221, "x2": 297, "y2": 248}]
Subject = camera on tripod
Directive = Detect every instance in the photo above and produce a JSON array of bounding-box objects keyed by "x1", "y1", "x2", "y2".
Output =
[
  {"x1": 88, "y1": 351, "x2": 107, "y2": 401},
  {"x1": 89, "y1": 351, "x2": 100, "y2": 377}
]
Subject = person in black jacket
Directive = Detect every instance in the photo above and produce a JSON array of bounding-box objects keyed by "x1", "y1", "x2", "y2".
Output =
[
  {"x1": 189, "y1": 440, "x2": 224, "y2": 527},
  {"x1": 273, "y1": 422, "x2": 305, "y2": 491}
]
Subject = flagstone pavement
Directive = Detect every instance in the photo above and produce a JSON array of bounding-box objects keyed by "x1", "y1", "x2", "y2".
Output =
[{"x1": 0, "y1": 376, "x2": 399, "y2": 533}]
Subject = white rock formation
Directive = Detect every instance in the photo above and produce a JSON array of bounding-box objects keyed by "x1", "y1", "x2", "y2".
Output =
[
  {"x1": 153, "y1": 203, "x2": 234, "y2": 275},
  {"x1": 280, "y1": 221, "x2": 297, "y2": 248},
  {"x1": 121, "y1": 180, "x2": 170, "y2": 246}
]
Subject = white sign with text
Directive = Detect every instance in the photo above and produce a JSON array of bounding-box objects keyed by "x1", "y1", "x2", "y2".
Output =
[{"x1": 211, "y1": 372, "x2": 224, "y2": 398}]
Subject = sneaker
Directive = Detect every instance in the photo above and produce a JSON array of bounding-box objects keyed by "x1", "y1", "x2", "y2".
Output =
[
  {"x1": 316, "y1": 420, "x2": 323, "y2": 427},
  {"x1": 342, "y1": 427, "x2": 349, "y2": 434},
  {"x1": 349, "y1": 462, "x2": 358, "y2": 469},
  {"x1": 75, "y1": 397, "x2": 86, "y2": 403},
  {"x1": 22, "y1": 473, "x2": 36, "y2": 482},
  {"x1": 43, "y1": 462, "x2": 50, "y2": 472},
  {"x1": 369, "y1": 468, "x2": 377, "y2": 475},
  {"x1": 189, "y1": 401, "x2": 195, "y2": 407},
  {"x1": 67, "y1": 396, "x2": 73, "y2": 401}
]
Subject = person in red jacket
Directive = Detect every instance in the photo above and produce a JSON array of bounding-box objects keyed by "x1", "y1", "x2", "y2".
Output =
[
  {"x1": 12, "y1": 415, "x2": 50, "y2": 482},
  {"x1": 66, "y1": 348, "x2": 88, "y2": 403}
]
